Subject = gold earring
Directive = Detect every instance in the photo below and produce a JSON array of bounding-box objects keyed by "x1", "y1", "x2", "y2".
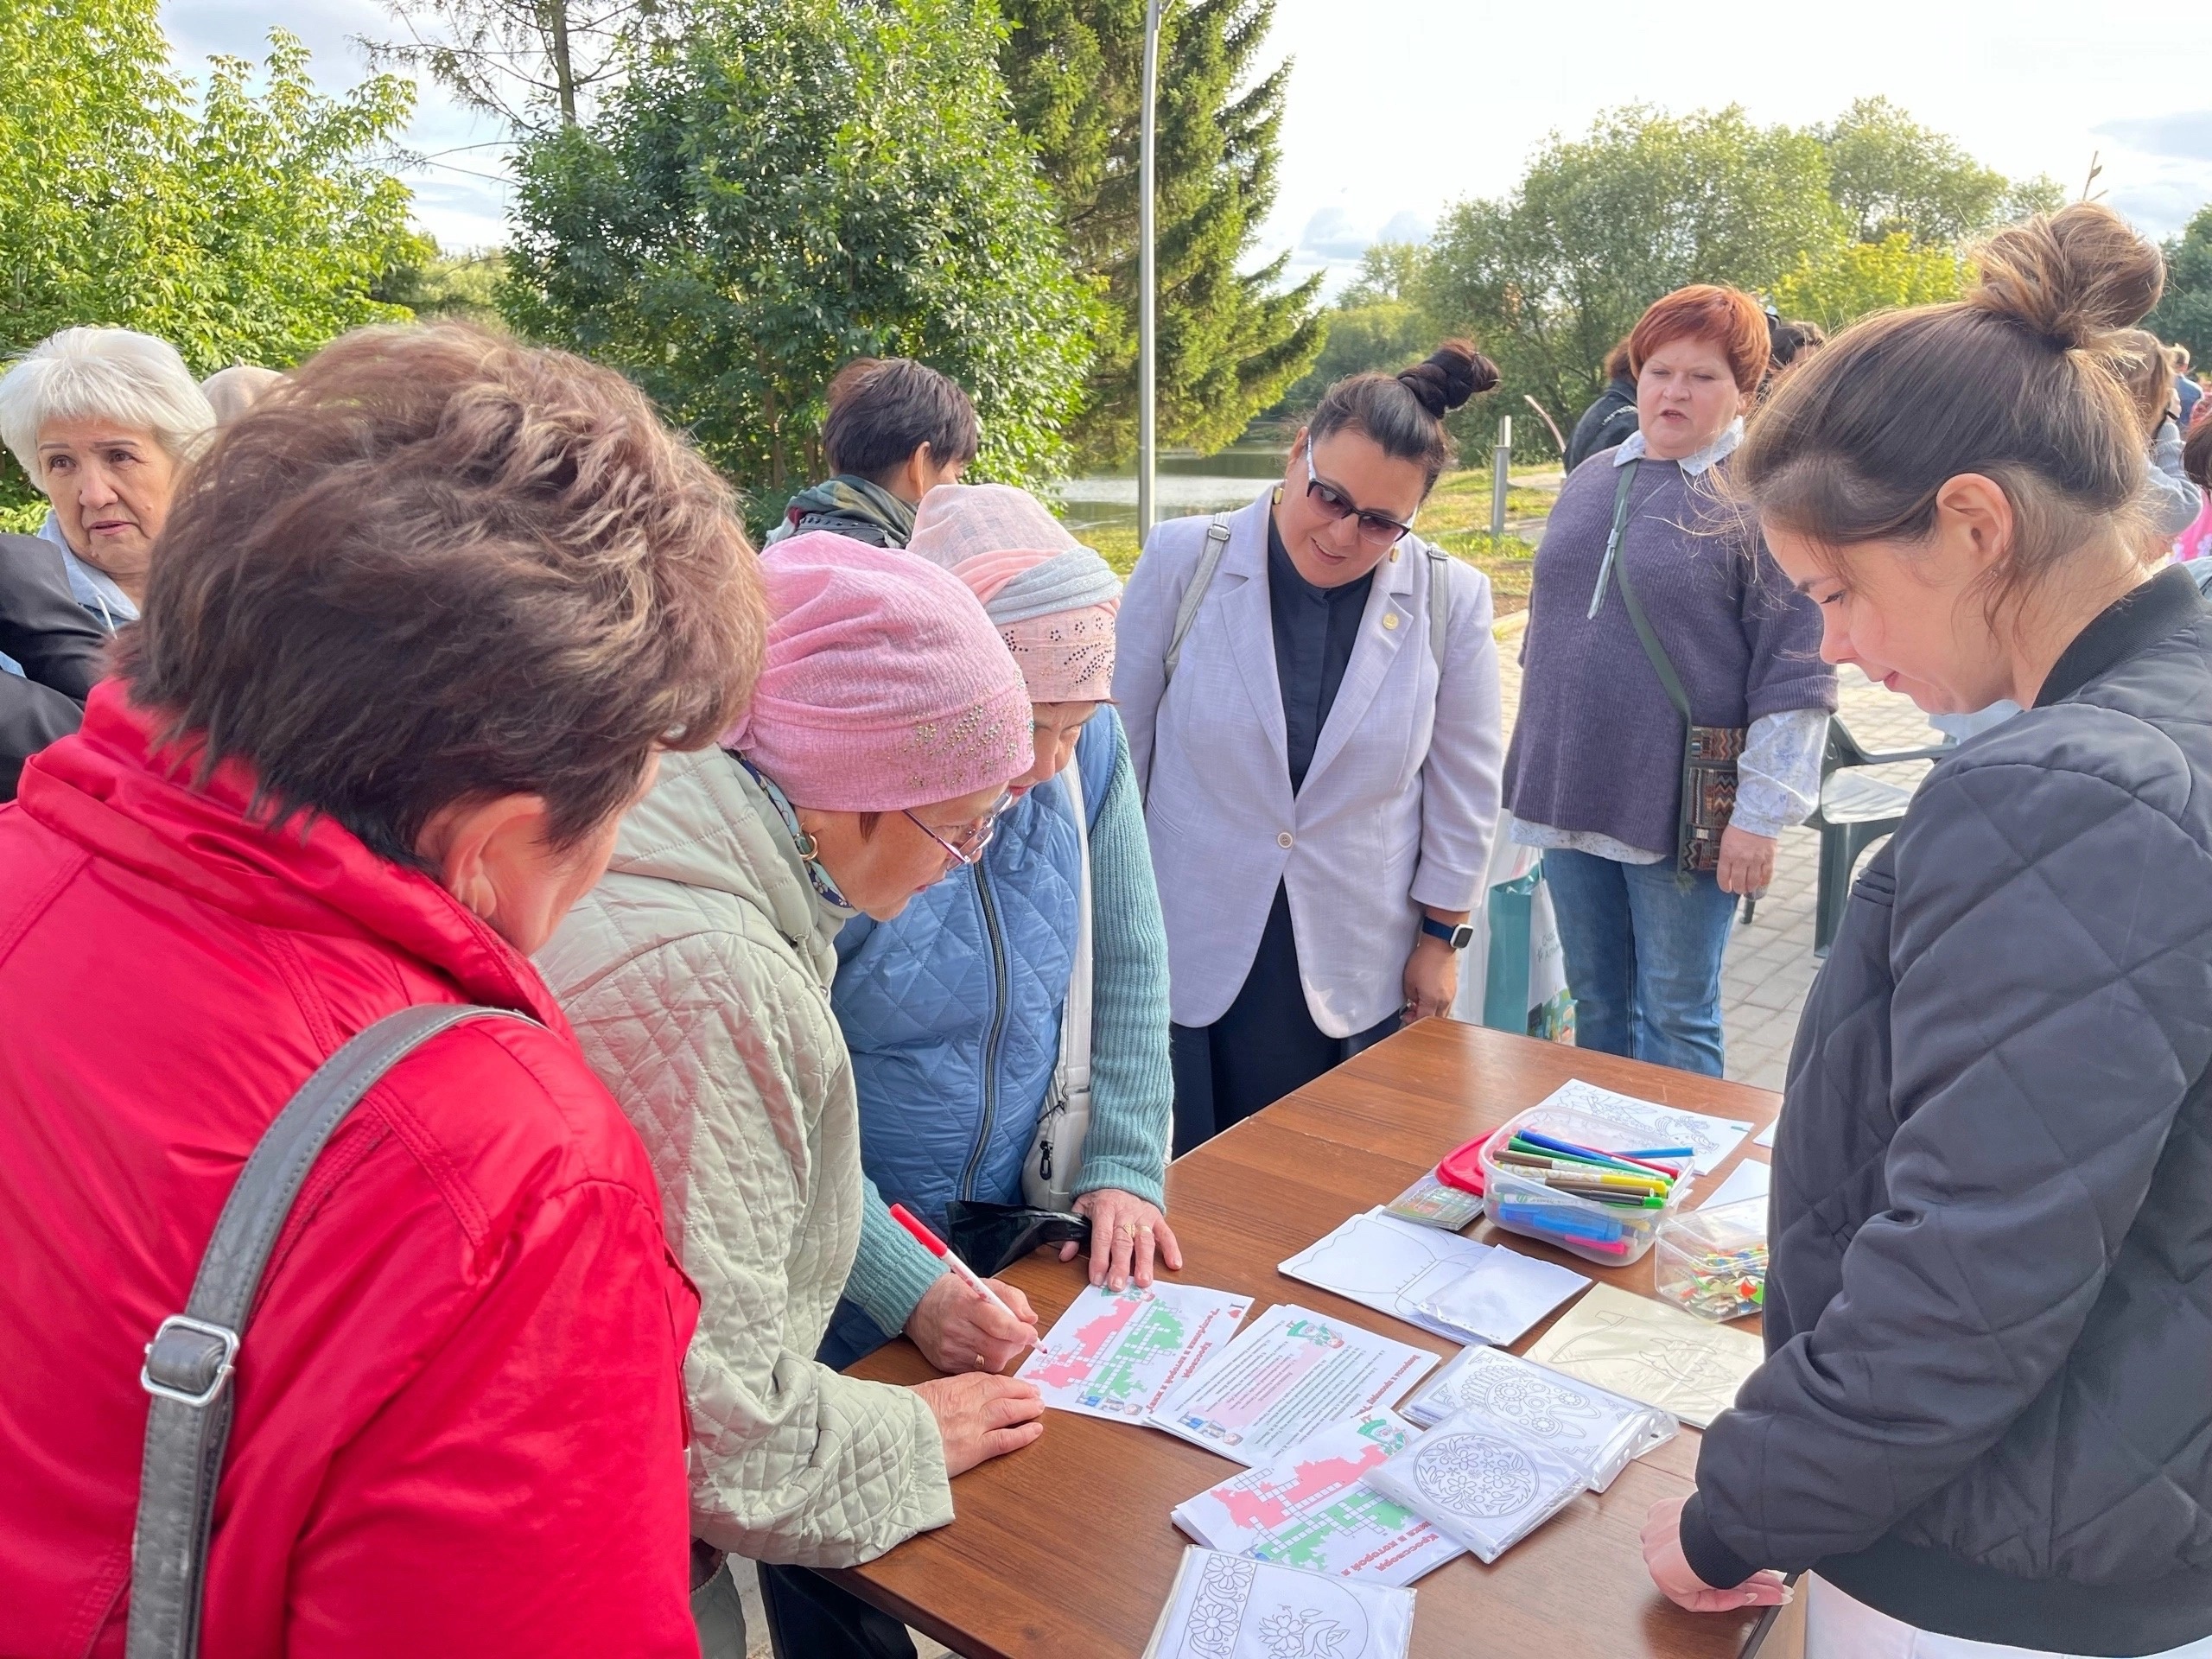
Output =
[{"x1": 1271, "y1": 484, "x2": 1284, "y2": 505}]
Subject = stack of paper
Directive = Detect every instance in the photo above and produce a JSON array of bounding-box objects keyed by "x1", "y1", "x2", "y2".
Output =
[
  {"x1": 1529, "y1": 1079, "x2": 1754, "y2": 1175},
  {"x1": 1142, "y1": 1547, "x2": 1417, "y2": 1659},
  {"x1": 1408, "y1": 1249, "x2": 1590, "y2": 1346},
  {"x1": 1017, "y1": 1281, "x2": 1252, "y2": 1422},
  {"x1": 1173, "y1": 1412, "x2": 1464, "y2": 1586},
  {"x1": 1278, "y1": 1209, "x2": 1498, "y2": 1340},
  {"x1": 1399, "y1": 1344, "x2": 1675, "y2": 1491},
  {"x1": 1148, "y1": 1302, "x2": 1439, "y2": 1467},
  {"x1": 1363, "y1": 1408, "x2": 1588, "y2": 1566}
]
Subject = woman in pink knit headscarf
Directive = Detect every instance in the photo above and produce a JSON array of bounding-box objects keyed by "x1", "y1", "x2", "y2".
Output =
[
  {"x1": 539, "y1": 531, "x2": 1046, "y2": 1659},
  {"x1": 810, "y1": 486, "x2": 1181, "y2": 1571}
]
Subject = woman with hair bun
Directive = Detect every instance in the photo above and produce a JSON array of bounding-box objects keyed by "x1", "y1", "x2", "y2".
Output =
[
  {"x1": 1504, "y1": 283, "x2": 1836, "y2": 1078},
  {"x1": 1644, "y1": 205, "x2": 2212, "y2": 1658},
  {"x1": 1116, "y1": 342, "x2": 1506, "y2": 1149}
]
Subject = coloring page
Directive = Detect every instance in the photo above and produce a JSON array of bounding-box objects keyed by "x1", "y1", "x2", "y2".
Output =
[
  {"x1": 1019, "y1": 1281, "x2": 1253, "y2": 1423},
  {"x1": 1279, "y1": 1208, "x2": 1497, "y2": 1340},
  {"x1": 1531, "y1": 1079, "x2": 1753, "y2": 1175},
  {"x1": 1398, "y1": 1344, "x2": 1674, "y2": 1491},
  {"x1": 1363, "y1": 1409, "x2": 1587, "y2": 1566},
  {"x1": 1408, "y1": 1247, "x2": 1589, "y2": 1346},
  {"x1": 1522, "y1": 1283, "x2": 1764, "y2": 1428},
  {"x1": 1141, "y1": 1546, "x2": 1417, "y2": 1659}
]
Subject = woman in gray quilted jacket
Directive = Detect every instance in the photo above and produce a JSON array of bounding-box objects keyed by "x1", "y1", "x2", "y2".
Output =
[{"x1": 1642, "y1": 206, "x2": 2212, "y2": 1658}]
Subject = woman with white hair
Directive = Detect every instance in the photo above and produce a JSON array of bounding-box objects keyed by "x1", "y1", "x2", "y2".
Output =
[{"x1": 0, "y1": 327, "x2": 216, "y2": 628}]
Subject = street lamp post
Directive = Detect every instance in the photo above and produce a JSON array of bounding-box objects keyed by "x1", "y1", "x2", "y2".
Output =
[{"x1": 1137, "y1": 0, "x2": 1163, "y2": 537}]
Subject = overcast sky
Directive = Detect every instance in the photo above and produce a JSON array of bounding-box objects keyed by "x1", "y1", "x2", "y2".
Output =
[{"x1": 165, "y1": 0, "x2": 2212, "y2": 291}]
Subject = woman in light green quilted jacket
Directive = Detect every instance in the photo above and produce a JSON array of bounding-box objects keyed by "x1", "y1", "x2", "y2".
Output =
[{"x1": 538, "y1": 534, "x2": 1044, "y2": 1659}]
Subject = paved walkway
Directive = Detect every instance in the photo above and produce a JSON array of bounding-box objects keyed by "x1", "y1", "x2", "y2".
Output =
[{"x1": 1493, "y1": 622, "x2": 1937, "y2": 1092}]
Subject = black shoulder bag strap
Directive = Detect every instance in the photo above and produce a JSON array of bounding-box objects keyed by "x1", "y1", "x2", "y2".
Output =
[
  {"x1": 128, "y1": 1003, "x2": 537, "y2": 1659},
  {"x1": 1592, "y1": 458, "x2": 1745, "y2": 882}
]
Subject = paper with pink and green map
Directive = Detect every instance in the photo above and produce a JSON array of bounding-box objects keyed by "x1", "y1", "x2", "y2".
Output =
[
  {"x1": 1018, "y1": 1281, "x2": 1254, "y2": 1423},
  {"x1": 1172, "y1": 1412, "x2": 1465, "y2": 1586}
]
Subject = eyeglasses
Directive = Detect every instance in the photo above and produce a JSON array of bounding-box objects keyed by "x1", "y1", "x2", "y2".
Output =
[
  {"x1": 905, "y1": 791, "x2": 1014, "y2": 867},
  {"x1": 1304, "y1": 447, "x2": 1416, "y2": 547}
]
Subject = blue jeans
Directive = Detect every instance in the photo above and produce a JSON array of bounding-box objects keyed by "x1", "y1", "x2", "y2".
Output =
[{"x1": 1542, "y1": 849, "x2": 1738, "y2": 1077}]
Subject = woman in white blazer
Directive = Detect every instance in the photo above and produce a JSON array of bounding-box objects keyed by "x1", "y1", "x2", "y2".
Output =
[{"x1": 1115, "y1": 344, "x2": 1507, "y2": 1151}]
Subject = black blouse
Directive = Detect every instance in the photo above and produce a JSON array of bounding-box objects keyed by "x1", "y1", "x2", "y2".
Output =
[{"x1": 1267, "y1": 514, "x2": 1374, "y2": 793}]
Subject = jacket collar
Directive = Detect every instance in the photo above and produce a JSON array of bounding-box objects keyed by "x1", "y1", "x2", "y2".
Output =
[
  {"x1": 779, "y1": 475, "x2": 916, "y2": 546},
  {"x1": 16, "y1": 683, "x2": 567, "y2": 1022},
  {"x1": 2035, "y1": 564, "x2": 2208, "y2": 709},
  {"x1": 1614, "y1": 418, "x2": 1743, "y2": 477}
]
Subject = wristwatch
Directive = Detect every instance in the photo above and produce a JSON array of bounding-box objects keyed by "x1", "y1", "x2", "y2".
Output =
[{"x1": 1420, "y1": 916, "x2": 1476, "y2": 950}]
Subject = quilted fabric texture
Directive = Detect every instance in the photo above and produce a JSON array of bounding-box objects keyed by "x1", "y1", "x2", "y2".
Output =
[
  {"x1": 1687, "y1": 576, "x2": 2212, "y2": 1652},
  {"x1": 537, "y1": 747, "x2": 954, "y2": 1568}
]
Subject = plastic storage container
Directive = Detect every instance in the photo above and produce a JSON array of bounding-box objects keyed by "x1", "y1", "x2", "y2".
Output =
[
  {"x1": 1478, "y1": 1103, "x2": 1691, "y2": 1266},
  {"x1": 1654, "y1": 1196, "x2": 1768, "y2": 1321}
]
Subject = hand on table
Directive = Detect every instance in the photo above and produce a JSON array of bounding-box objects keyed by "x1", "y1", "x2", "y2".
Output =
[
  {"x1": 1715, "y1": 826, "x2": 1777, "y2": 896},
  {"x1": 1641, "y1": 1497, "x2": 1792, "y2": 1613},
  {"x1": 1402, "y1": 936, "x2": 1459, "y2": 1023},
  {"x1": 1060, "y1": 1188, "x2": 1183, "y2": 1292},
  {"x1": 905, "y1": 1270, "x2": 1038, "y2": 1374},
  {"x1": 912, "y1": 1372, "x2": 1045, "y2": 1476}
]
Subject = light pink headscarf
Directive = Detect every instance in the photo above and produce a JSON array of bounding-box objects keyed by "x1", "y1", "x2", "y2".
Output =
[
  {"x1": 907, "y1": 484, "x2": 1122, "y2": 703},
  {"x1": 723, "y1": 531, "x2": 1031, "y2": 810}
]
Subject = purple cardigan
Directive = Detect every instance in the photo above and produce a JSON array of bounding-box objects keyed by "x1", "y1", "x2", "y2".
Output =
[{"x1": 1503, "y1": 451, "x2": 1836, "y2": 857}]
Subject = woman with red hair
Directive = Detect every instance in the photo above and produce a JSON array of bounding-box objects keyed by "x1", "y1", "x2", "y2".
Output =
[{"x1": 1503, "y1": 285, "x2": 1836, "y2": 1075}]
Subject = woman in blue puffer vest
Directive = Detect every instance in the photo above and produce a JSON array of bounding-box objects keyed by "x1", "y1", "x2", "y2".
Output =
[{"x1": 823, "y1": 484, "x2": 1179, "y2": 1376}]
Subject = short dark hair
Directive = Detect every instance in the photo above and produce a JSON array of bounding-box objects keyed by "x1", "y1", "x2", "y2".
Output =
[
  {"x1": 1308, "y1": 340, "x2": 1500, "y2": 494},
  {"x1": 821, "y1": 358, "x2": 980, "y2": 482},
  {"x1": 119, "y1": 323, "x2": 764, "y2": 868}
]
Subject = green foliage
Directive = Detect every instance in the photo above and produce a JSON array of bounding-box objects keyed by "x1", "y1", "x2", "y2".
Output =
[
  {"x1": 504, "y1": 0, "x2": 1097, "y2": 526},
  {"x1": 376, "y1": 244, "x2": 510, "y2": 327},
  {"x1": 1817, "y1": 97, "x2": 2057, "y2": 246},
  {"x1": 0, "y1": 3, "x2": 425, "y2": 505},
  {"x1": 2147, "y1": 205, "x2": 2212, "y2": 366},
  {"x1": 1421, "y1": 107, "x2": 1839, "y2": 460},
  {"x1": 1417, "y1": 102, "x2": 2063, "y2": 460},
  {"x1": 1271, "y1": 243, "x2": 1433, "y2": 416},
  {"x1": 996, "y1": 0, "x2": 1323, "y2": 461},
  {"x1": 1773, "y1": 232, "x2": 1967, "y2": 331}
]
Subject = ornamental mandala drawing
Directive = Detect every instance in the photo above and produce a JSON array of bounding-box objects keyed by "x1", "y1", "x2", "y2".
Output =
[
  {"x1": 1186, "y1": 1554, "x2": 1255, "y2": 1657},
  {"x1": 1413, "y1": 1432, "x2": 1541, "y2": 1519},
  {"x1": 1256, "y1": 1605, "x2": 1352, "y2": 1658},
  {"x1": 1459, "y1": 1364, "x2": 1594, "y2": 1438}
]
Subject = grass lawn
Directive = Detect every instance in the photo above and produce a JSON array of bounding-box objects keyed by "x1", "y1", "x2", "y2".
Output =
[{"x1": 1071, "y1": 464, "x2": 1554, "y2": 617}]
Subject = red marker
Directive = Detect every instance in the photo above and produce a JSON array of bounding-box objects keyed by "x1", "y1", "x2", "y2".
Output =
[{"x1": 889, "y1": 1203, "x2": 1028, "y2": 1336}]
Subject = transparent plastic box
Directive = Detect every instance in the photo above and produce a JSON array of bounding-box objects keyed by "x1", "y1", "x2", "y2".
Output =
[
  {"x1": 1654, "y1": 1196, "x2": 1768, "y2": 1322},
  {"x1": 1478, "y1": 1103, "x2": 1691, "y2": 1266}
]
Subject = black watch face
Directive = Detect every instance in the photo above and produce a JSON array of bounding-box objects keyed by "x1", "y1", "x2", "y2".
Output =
[{"x1": 1449, "y1": 924, "x2": 1475, "y2": 950}]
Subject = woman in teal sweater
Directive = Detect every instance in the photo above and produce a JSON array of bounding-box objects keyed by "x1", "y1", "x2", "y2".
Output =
[{"x1": 822, "y1": 485, "x2": 1179, "y2": 1378}]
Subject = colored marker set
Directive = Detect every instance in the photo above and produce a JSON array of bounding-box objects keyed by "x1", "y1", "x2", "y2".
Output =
[{"x1": 1479, "y1": 1109, "x2": 1692, "y2": 1266}]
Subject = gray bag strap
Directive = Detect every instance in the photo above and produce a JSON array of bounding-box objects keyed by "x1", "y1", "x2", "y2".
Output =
[
  {"x1": 1422, "y1": 543, "x2": 1450, "y2": 673},
  {"x1": 1162, "y1": 511, "x2": 1234, "y2": 685},
  {"x1": 128, "y1": 1003, "x2": 537, "y2": 1659}
]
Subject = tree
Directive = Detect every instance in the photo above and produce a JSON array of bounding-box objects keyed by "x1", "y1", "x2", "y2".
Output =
[
  {"x1": 2147, "y1": 205, "x2": 2212, "y2": 365},
  {"x1": 0, "y1": 4, "x2": 425, "y2": 501},
  {"x1": 1272, "y1": 242, "x2": 1433, "y2": 416},
  {"x1": 1772, "y1": 232, "x2": 1967, "y2": 331},
  {"x1": 1817, "y1": 97, "x2": 2059, "y2": 246},
  {"x1": 369, "y1": 0, "x2": 666, "y2": 129},
  {"x1": 995, "y1": 0, "x2": 1322, "y2": 460},
  {"x1": 1422, "y1": 107, "x2": 1840, "y2": 458},
  {"x1": 504, "y1": 0, "x2": 1097, "y2": 522},
  {"x1": 375, "y1": 243, "x2": 508, "y2": 327}
]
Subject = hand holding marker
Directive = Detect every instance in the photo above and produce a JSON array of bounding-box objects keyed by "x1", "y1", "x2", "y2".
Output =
[{"x1": 891, "y1": 1203, "x2": 1036, "y2": 1353}]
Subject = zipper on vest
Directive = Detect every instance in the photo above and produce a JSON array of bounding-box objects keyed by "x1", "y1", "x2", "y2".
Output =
[{"x1": 960, "y1": 861, "x2": 1011, "y2": 1201}]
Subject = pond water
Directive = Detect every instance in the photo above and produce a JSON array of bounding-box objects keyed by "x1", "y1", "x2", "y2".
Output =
[{"x1": 1056, "y1": 444, "x2": 1286, "y2": 535}]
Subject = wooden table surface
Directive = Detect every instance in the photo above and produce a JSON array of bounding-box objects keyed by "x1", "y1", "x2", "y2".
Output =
[{"x1": 831, "y1": 1020, "x2": 1783, "y2": 1659}]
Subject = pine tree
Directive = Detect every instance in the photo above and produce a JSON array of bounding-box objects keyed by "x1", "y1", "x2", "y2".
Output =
[{"x1": 998, "y1": 0, "x2": 1322, "y2": 461}]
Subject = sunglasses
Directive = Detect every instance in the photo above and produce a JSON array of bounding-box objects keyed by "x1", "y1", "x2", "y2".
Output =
[
  {"x1": 1304, "y1": 447, "x2": 1416, "y2": 548},
  {"x1": 905, "y1": 791, "x2": 1015, "y2": 867}
]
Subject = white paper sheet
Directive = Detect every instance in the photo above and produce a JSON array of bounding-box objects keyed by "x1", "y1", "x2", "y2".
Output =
[
  {"x1": 1149, "y1": 1302, "x2": 1440, "y2": 1467},
  {"x1": 1173, "y1": 1411, "x2": 1465, "y2": 1586},
  {"x1": 1699, "y1": 1159, "x2": 1772, "y2": 1213},
  {"x1": 1397, "y1": 1344, "x2": 1676, "y2": 1491},
  {"x1": 1279, "y1": 1208, "x2": 1499, "y2": 1339},
  {"x1": 1755, "y1": 1120, "x2": 1778, "y2": 1148},
  {"x1": 1141, "y1": 1547, "x2": 1417, "y2": 1659},
  {"x1": 1363, "y1": 1408, "x2": 1589, "y2": 1566},
  {"x1": 1018, "y1": 1281, "x2": 1253, "y2": 1423},
  {"x1": 1529, "y1": 1079, "x2": 1754, "y2": 1175},
  {"x1": 1409, "y1": 1249, "x2": 1591, "y2": 1346}
]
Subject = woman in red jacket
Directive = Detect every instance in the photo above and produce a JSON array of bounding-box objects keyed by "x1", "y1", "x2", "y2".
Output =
[{"x1": 0, "y1": 325, "x2": 761, "y2": 1657}]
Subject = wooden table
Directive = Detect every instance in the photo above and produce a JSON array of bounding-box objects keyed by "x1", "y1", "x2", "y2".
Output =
[{"x1": 833, "y1": 1020, "x2": 1783, "y2": 1658}]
